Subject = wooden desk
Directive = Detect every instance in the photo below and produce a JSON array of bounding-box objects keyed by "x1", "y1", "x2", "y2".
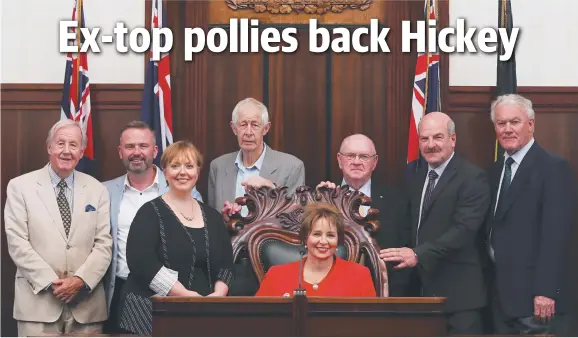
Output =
[{"x1": 152, "y1": 296, "x2": 447, "y2": 336}]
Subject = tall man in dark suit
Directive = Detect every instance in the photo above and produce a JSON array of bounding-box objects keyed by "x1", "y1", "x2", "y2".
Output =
[
  {"x1": 487, "y1": 94, "x2": 576, "y2": 335},
  {"x1": 380, "y1": 112, "x2": 491, "y2": 335},
  {"x1": 318, "y1": 134, "x2": 410, "y2": 296}
]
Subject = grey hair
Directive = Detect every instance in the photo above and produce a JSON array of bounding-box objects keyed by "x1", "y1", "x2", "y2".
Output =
[
  {"x1": 490, "y1": 94, "x2": 535, "y2": 123},
  {"x1": 46, "y1": 119, "x2": 86, "y2": 149},
  {"x1": 447, "y1": 119, "x2": 456, "y2": 135},
  {"x1": 231, "y1": 98, "x2": 269, "y2": 125}
]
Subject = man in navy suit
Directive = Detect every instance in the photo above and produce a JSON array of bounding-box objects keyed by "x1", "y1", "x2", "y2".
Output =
[{"x1": 487, "y1": 94, "x2": 576, "y2": 335}]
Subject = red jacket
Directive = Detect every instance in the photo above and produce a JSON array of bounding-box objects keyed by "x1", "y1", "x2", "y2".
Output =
[{"x1": 256, "y1": 256, "x2": 376, "y2": 297}]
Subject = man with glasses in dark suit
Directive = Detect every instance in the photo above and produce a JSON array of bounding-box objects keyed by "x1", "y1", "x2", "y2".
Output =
[{"x1": 317, "y1": 134, "x2": 411, "y2": 297}]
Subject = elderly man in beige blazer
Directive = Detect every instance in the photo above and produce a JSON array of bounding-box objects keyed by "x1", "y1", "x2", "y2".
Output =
[{"x1": 4, "y1": 119, "x2": 112, "y2": 336}]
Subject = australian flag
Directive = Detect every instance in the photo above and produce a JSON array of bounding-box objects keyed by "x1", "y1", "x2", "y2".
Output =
[
  {"x1": 141, "y1": 0, "x2": 173, "y2": 165},
  {"x1": 61, "y1": 0, "x2": 96, "y2": 176},
  {"x1": 407, "y1": 0, "x2": 441, "y2": 175}
]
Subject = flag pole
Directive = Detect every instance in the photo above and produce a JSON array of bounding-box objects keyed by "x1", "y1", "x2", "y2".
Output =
[
  {"x1": 415, "y1": 0, "x2": 432, "y2": 171},
  {"x1": 494, "y1": 0, "x2": 508, "y2": 162},
  {"x1": 76, "y1": 0, "x2": 82, "y2": 112},
  {"x1": 423, "y1": 0, "x2": 431, "y2": 113},
  {"x1": 434, "y1": 0, "x2": 440, "y2": 112}
]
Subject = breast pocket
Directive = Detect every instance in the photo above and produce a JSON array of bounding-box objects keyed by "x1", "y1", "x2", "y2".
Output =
[{"x1": 72, "y1": 207, "x2": 100, "y2": 243}]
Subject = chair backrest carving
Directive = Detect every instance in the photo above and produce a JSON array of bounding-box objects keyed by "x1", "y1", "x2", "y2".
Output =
[{"x1": 229, "y1": 185, "x2": 389, "y2": 297}]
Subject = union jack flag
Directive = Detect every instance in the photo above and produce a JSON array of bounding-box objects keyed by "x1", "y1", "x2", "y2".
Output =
[
  {"x1": 61, "y1": 0, "x2": 96, "y2": 176},
  {"x1": 407, "y1": 0, "x2": 441, "y2": 173},
  {"x1": 142, "y1": 0, "x2": 173, "y2": 165}
]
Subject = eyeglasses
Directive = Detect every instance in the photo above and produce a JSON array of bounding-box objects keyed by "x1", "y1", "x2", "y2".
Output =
[{"x1": 339, "y1": 153, "x2": 377, "y2": 163}]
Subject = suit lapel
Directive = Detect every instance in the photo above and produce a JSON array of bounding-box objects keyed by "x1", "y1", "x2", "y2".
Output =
[
  {"x1": 110, "y1": 176, "x2": 125, "y2": 233},
  {"x1": 421, "y1": 157, "x2": 458, "y2": 222},
  {"x1": 157, "y1": 168, "x2": 169, "y2": 195},
  {"x1": 487, "y1": 159, "x2": 503, "y2": 232},
  {"x1": 370, "y1": 181, "x2": 388, "y2": 229},
  {"x1": 370, "y1": 182, "x2": 384, "y2": 208},
  {"x1": 495, "y1": 143, "x2": 538, "y2": 219},
  {"x1": 411, "y1": 166, "x2": 427, "y2": 239},
  {"x1": 37, "y1": 167, "x2": 67, "y2": 241},
  {"x1": 259, "y1": 148, "x2": 278, "y2": 182},
  {"x1": 222, "y1": 161, "x2": 237, "y2": 203},
  {"x1": 69, "y1": 173, "x2": 87, "y2": 240}
]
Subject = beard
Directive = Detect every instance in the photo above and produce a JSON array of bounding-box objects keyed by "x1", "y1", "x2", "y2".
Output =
[{"x1": 123, "y1": 155, "x2": 152, "y2": 174}]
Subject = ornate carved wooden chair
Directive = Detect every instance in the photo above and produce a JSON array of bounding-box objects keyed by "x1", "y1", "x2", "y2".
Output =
[{"x1": 228, "y1": 185, "x2": 389, "y2": 297}]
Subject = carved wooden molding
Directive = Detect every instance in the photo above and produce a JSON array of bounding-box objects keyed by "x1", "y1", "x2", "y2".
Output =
[
  {"x1": 228, "y1": 185, "x2": 379, "y2": 235},
  {"x1": 226, "y1": 0, "x2": 372, "y2": 15},
  {"x1": 229, "y1": 185, "x2": 389, "y2": 296}
]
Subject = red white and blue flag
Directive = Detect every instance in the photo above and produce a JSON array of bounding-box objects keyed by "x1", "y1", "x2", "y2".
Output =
[
  {"x1": 407, "y1": 0, "x2": 441, "y2": 173},
  {"x1": 142, "y1": 0, "x2": 173, "y2": 165},
  {"x1": 61, "y1": 0, "x2": 96, "y2": 176}
]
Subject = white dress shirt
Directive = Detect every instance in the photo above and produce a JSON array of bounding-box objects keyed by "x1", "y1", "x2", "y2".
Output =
[{"x1": 116, "y1": 171, "x2": 160, "y2": 279}]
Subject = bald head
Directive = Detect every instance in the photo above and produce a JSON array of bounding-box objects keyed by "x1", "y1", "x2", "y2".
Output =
[
  {"x1": 337, "y1": 134, "x2": 378, "y2": 190},
  {"x1": 339, "y1": 134, "x2": 376, "y2": 154},
  {"x1": 419, "y1": 112, "x2": 455, "y2": 135},
  {"x1": 418, "y1": 112, "x2": 456, "y2": 168}
]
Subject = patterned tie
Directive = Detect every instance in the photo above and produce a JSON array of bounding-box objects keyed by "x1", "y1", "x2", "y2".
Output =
[
  {"x1": 421, "y1": 170, "x2": 439, "y2": 222},
  {"x1": 57, "y1": 180, "x2": 71, "y2": 237}
]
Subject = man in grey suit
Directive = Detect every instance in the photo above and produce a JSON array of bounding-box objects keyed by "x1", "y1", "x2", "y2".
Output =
[
  {"x1": 208, "y1": 98, "x2": 305, "y2": 296},
  {"x1": 102, "y1": 121, "x2": 202, "y2": 334},
  {"x1": 208, "y1": 97, "x2": 305, "y2": 220}
]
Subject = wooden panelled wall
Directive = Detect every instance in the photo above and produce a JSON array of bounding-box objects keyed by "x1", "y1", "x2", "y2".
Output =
[
  {"x1": 2, "y1": 0, "x2": 578, "y2": 335},
  {"x1": 0, "y1": 85, "x2": 143, "y2": 336}
]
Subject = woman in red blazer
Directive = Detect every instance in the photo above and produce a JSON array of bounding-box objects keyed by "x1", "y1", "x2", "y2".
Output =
[{"x1": 256, "y1": 203, "x2": 376, "y2": 297}]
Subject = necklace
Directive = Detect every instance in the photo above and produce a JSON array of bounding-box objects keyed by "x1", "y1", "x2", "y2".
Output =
[
  {"x1": 307, "y1": 273, "x2": 327, "y2": 291},
  {"x1": 181, "y1": 212, "x2": 194, "y2": 221},
  {"x1": 306, "y1": 258, "x2": 335, "y2": 291}
]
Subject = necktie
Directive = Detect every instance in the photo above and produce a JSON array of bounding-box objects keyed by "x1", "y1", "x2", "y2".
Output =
[
  {"x1": 489, "y1": 157, "x2": 515, "y2": 260},
  {"x1": 421, "y1": 170, "x2": 439, "y2": 222},
  {"x1": 496, "y1": 157, "x2": 515, "y2": 213},
  {"x1": 57, "y1": 180, "x2": 71, "y2": 237}
]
